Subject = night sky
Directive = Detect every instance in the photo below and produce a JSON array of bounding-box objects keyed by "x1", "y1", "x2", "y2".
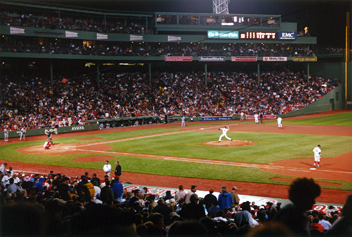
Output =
[{"x1": 27, "y1": 0, "x2": 352, "y2": 47}]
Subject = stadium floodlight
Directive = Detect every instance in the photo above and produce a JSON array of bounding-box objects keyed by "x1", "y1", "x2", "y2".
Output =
[{"x1": 213, "y1": 0, "x2": 230, "y2": 14}]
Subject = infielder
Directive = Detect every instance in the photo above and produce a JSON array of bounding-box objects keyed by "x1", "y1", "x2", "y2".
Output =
[
  {"x1": 254, "y1": 114, "x2": 259, "y2": 124},
  {"x1": 240, "y1": 112, "x2": 244, "y2": 121},
  {"x1": 277, "y1": 116, "x2": 283, "y2": 128},
  {"x1": 181, "y1": 116, "x2": 186, "y2": 127},
  {"x1": 20, "y1": 127, "x2": 26, "y2": 140},
  {"x1": 218, "y1": 126, "x2": 233, "y2": 142},
  {"x1": 313, "y1": 145, "x2": 321, "y2": 168},
  {"x1": 3, "y1": 126, "x2": 9, "y2": 142}
]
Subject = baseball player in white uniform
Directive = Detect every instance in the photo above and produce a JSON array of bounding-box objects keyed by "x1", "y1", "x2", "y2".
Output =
[
  {"x1": 219, "y1": 126, "x2": 233, "y2": 142},
  {"x1": 254, "y1": 114, "x2": 259, "y2": 124},
  {"x1": 277, "y1": 116, "x2": 283, "y2": 128},
  {"x1": 240, "y1": 112, "x2": 244, "y2": 121},
  {"x1": 20, "y1": 127, "x2": 26, "y2": 140},
  {"x1": 181, "y1": 116, "x2": 186, "y2": 127},
  {"x1": 103, "y1": 160, "x2": 112, "y2": 178},
  {"x1": 3, "y1": 126, "x2": 9, "y2": 142},
  {"x1": 313, "y1": 145, "x2": 321, "y2": 167}
]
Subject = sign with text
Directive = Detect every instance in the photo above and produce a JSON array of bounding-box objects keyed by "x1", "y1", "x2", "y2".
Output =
[
  {"x1": 207, "y1": 30, "x2": 239, "y2": 39},
  {"x1": 130, "y1": 35, "x2": 143, "y2": 41},
  {"x1": 199, "y1": 56, "x2": 226, "y2": 62},
  {"x1": 240, "y1": 32, "x2": 276, "y2": 40},
  {"x1": 246, "y1": 115, "x2": 276, "y2": 120},
  {"x1": 263, "y1": 57, "x2": 287, "y2": 62},
  {"x1": 202, "y1": 117, "x2": 233, "y2": 121},
  {"x1": 10, "y1": 27, "x2": 25, "y2": 34},
  {"x1": 231, "y1": 56, "x2": 257, "y2": 62},
  {"x1": 97, "y1": 33, "x2": 108, "y2": 40},
  {"x1": 293, "y1": 56, "x2": 317, "y2": 62},
  {"x1": 165, "y1": 56, "x2": 193, "y2": 62},
  {"x1": 279, "y1": 32, "x2": 297, "y2": 40},
  {"x1": 65, "y1": 31, "x2": 78, "y2": 38},
  {"x1": 168, "y1": 35, "x2": 182, "y2": 41}
]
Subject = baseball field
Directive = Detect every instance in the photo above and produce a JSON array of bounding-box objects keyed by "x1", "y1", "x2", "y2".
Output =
[{"x1": 1, "y1": 110, "x2": 351, "y2": 204}]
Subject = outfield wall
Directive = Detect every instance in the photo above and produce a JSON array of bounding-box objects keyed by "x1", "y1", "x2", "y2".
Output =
[{"x1": 0, "y1": 124, "x2": 98, "y2": 139}]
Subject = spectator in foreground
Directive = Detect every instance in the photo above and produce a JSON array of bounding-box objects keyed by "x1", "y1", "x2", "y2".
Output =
[
  {"x1": 327, "y1": 194, "x2": 352, "y2": 236},
  {"x1": 274, "y1": 178, "x2": 321, "y2": 236}
]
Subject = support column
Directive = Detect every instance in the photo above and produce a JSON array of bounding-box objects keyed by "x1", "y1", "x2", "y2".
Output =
[
  {"x1": 205, "y1": 63, "x2": 208, "y2": 87},
  {"x1": 257, "y1": 63, "x2": 260, "y2": 84},
  {"x1": 104, "y1": 15, "x2": 106, "y2": 31},
  {"x1": 96, "y1": 64, "x2": 100, "y2": 88},
  {"x1": 149, "y1": 63, "x2": 152, "y2": 86},
  {"x1": 50, "y1": 63, "x2": 54, "y2": 93},
  {"x1": 307, "y1": 62, "x2": 310, "y2": 84}
]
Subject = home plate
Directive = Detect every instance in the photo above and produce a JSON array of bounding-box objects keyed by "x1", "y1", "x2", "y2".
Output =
[{"x1": 310, "y1": 168, "x2": 316, "y2": 170}]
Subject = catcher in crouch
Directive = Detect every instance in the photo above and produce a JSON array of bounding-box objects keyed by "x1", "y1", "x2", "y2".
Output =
[{"x1": 218, "y1": 126, "x2": 233, "y2": 142}]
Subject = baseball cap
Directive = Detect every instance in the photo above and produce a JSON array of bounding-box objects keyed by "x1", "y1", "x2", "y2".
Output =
[
  {"x1": 209, "y1": 189, "x2": 214, "y2": 193},
  {"x1": 318, "y1": 145, "x2": 321, "y2": 147},
  {"x1": 191, "y1": 185, "x2": 196, "y2": 189}
]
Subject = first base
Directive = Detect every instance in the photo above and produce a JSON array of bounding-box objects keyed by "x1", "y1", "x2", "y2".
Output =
[{"x1": 310, "y1": 168, "x2": 316, "y2": 171}]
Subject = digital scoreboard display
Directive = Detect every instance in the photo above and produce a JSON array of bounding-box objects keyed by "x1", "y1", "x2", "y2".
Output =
[{"x1": 239, "y1": 32, "x2": 277, "y2": 40}]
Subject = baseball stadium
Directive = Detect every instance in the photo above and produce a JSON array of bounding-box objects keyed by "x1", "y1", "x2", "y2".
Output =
[{"x1": 0, "y1": 0, "x2": 351, "y2": 236}]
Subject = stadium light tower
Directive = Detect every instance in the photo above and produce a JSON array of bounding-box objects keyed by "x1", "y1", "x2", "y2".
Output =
[{"x1": 213, "y1": 0, "x2": 230, "y2": 14}]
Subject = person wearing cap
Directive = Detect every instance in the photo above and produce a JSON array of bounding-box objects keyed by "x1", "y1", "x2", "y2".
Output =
[
  {"x1": 218, "y1": 186, "x2": 233, "y2": 211},
  {"x1": 103, "y1": 160, "x2": 111, "y2": 178},
  {"x1": 115, "y1": 161, "x2": 122, "y2": 177},
  {"x1": 318, "y1": 211, "x2": 331, "y2": 231},
  {"x1": 313, "y1": 145, "x2": 322, "y2": 168},
  {"x1": 1, "y1": 171, "x2": 11, "y2": 186},
  {"x1": 230, "y1": 186, "x2": 240, "y2": 209},
  {"x1": 203, "y1": 189, "x2": 217, "y2": 212},
  {"x1": 184, "y1": 185, "x2": 197, "y2": 204},
  {"x1": 179, "y1": 194, "x2": 205, "y2": 220}
]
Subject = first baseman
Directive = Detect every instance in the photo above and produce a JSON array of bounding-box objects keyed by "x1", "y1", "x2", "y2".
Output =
[
  {"x1": 313, "y1": 145, "x2": 321, "y2": 168},
  {"x1": 181, "y1": 116, "x2": 186, "y2": 127},
  {"x1": 254, "y1": 114, "x2": 259, "y2": 124},
  {"x1": 219, "y1": 126, "x2": 233, "y2": 142}
]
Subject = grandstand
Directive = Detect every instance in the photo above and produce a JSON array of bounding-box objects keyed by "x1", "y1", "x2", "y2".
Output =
[{"x1": 0, "y1": 1, "x2": 351, "y2": 236}]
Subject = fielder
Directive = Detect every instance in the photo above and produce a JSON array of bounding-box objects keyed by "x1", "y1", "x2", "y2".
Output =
[
  {"x1": 181, "y1": 116, "x2": 186, "y2": 127},
  {"x1": 277, "y1": 116, "x2": 283, "y2": 128},
  {"x1": 254, "y1": 114, "x2": 259, "y2": 124},
  {"x1": 3, "y1": 126, "x2": 9, "y2": 142},
  {"x1": 240, "y1": 112, "x2": 244, "y2": 121},
  {"x1": 218, "y1": 126, "x2": 233, "y2": 142},
  {"x1": 313, "y1": 145, "x2": 321, "y2": 168},
  {"x1": 20, "y1": 127, "x2": 26, "y2": 140}
]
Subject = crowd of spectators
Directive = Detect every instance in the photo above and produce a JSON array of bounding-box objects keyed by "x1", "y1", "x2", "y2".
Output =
[
  {"x1": 0, "y1": 39, "x2": 316, "y2": 57},
  {"x1": 0, "y1": 70, "x2": 339, "y2": 131},
  {"x1": 0, "y1": 10, "x2": 147, "y2": 34},
  {"x1": 0, "y1": 163, "x2": 351, "y2": 236}
]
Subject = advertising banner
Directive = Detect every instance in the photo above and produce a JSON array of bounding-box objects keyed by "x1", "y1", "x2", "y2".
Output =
[
  {"x1": 65, "y1": 31, "x2": 78, "y2": 38},
  {"x1": 240, "y1": 32, "x2": 276, "y2": 40},
  {"x1": 199, "y1": 56, "x2": 226, "y2": 62},
  {"x1": 10, "y1": 27, "x2": 25, "y2": 34},
  {"x1": 207, "y1": 30, "x2": 239, "y2": 39},
  {"x1": 245, "y1": 115, "x2": 276, "y2": 120},
  {"x1": 165, "y1": 56, "x2": 193, "y2": 62},
  {"x1": 130, "y1": 35, "x2": 143, "y2": 41},
  {"x1": 97, "y1": 33, "x2": 108, "y2": 40},
  {"x1": 263, "y1": 57, "x2": 287, "y2": 62},
  {"x1": 231, "y1": 56, "x2": 257, "y2": 62},
  {"x1": 279, "y1": 32, "x2": 297, "y2": 40},
  {"x1": 168, "y1": 35, "x2": 182, "y2": 41},
  {"x1": 293, "y1": 56, "x2": 317, "y2": 62},
  {"x1": 202, "y1": 117, "x2": 233, "y2": 121}
]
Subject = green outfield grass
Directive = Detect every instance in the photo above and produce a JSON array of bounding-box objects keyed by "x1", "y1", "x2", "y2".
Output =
[
  {"x1": 1, "y1": 113, "x2": 352, "y2": 191},
  {"x1": 257, "y1": 112, "x2": 352, "y2": 126}
]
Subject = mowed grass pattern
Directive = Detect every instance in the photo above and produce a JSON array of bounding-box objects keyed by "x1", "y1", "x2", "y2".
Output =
[{"x1": 1, "y1": 112, "x2": 352, "y2": 190}]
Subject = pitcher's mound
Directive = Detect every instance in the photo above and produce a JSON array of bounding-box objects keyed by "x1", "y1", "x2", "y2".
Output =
[{"x1": 205, "y1": 140, "x2": 255, "y2": 147}]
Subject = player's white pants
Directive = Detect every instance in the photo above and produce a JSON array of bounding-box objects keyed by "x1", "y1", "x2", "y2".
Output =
[
  {"x1": 255, "y1": 119, "x2": 259, "y2": 123},
  {"x1": 219, "y1": 134, "x2": 231, "y2": 141},
  {"x1": 181, "y1": 121, "x2": 185, "y2": 127},
  {"x1": 4, "y1": 133, "x2": 8, "y2": 141},
  {"x1": 278, "y1": 123, "x2": 282, "y2": 128},
  {"x1": 20, "y1": 133, "x2": 25, "y2": 140},
  {"x1": 314, "y1": 156, "x2": 320, "y2": 162}
]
